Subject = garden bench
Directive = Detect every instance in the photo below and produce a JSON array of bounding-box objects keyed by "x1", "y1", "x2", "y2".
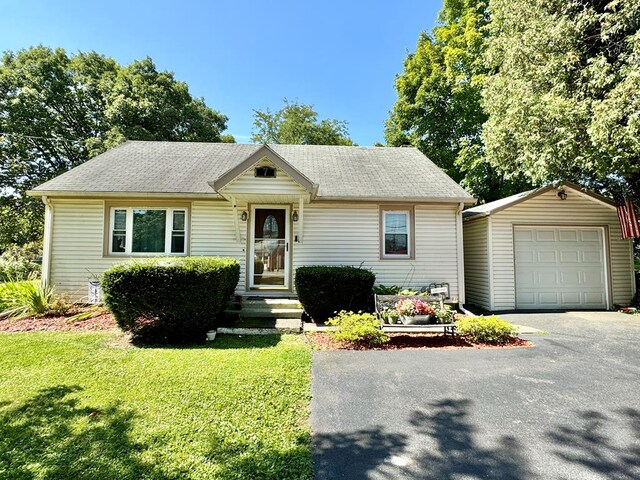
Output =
[{"x1": 374, "y1": 294, "x2": 458, "y2": 336}]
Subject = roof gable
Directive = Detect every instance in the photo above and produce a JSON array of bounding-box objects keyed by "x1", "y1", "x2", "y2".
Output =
[
  {"x1": 211, "y1": 144, "x2": 317, "y2": 197},
  {"x1": 463, "y1": 182, "x2": 616, "y2": 220}
]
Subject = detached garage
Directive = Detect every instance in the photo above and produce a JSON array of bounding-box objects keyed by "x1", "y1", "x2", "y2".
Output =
[{"x1": 463, "y1": 182, "x2": 635, "y2": 311}]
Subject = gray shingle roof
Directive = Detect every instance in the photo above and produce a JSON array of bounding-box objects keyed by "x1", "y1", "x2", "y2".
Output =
[{"x1": 31, "y1": 141, "x2": 475, "y2": 202}]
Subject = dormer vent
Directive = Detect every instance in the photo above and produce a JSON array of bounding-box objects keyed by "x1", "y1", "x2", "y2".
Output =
[{"x1": 255, "y1": 166, "x2": 276, "y2": 178}]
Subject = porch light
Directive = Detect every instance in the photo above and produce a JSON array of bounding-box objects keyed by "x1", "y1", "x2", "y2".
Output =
[
  {"x1": 557, "y1": 189, "x2": 567, "y2": 201},
  {"x1": 292, "y1": 210, "x2": 299, "y2": 222},
  {"x1": 240, "y1": 211, "x2": 248, "y2": 221}
]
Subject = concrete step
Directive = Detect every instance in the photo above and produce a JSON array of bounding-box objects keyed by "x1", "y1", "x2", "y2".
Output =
[
  {"x1": 214, "y1": 317, "x2": 302, "y2": 335},
  {"x1": 240, "y1": 307, "x2": 303, "y2": 319},
  {"x1": 242, "y1": 298, "x2": 302, "y2": 309}
]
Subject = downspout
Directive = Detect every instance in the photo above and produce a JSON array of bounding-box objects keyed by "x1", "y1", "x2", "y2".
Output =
[
  {"x1": 41, "y1": 196, "x2": 54, "y2": 286},
  {"x1": 456, "y1": 202, "x2": 473, "y2": 314}
]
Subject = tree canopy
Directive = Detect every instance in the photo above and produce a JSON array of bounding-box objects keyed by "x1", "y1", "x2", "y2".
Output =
[
  {"x1": 251, "y1": 99, "x2": 353, "y2": 145},
  {"x1": 386, "y1": 0, "x2": 640, "y2": 206},
  {"x1": 0, "y1": 46, "x2": 232, "y2": 249},
  {"x1": 483, "y1": 0, "x2": 640, "y2": 203},
  {"x1": 385, "y1": 0, "x2": 531, "y2": 202}
]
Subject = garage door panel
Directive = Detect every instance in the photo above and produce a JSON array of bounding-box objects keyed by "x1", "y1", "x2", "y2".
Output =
[
  {"x1": 536, "y1": 230, "x2": 556, "y2": 241},
  {"x1": 561, "y1": 292, "x2": 581, "y2": 304},
  {"x1": 559, "y1": 230, "x2": 578, "y2": 241},
  {"x1": 539, "y1": 292, "x2": 560, "y2": 305},
  {"x1": 514, "y1": 226, "x2": 607, "y2": 310},
  {"x1": 581, "y1": 230, "x2": 600, "y2": 241},
  {"x1": 514, "y1": 229, "x2": 534, "y2": 241},
  {"x1": 515, "y1": 249, "x2": 535, "y2": 263},
  {"x1": 584, "y1": 292, "x2": 606, "y2": 305},
  {"x1": 537, "y1": 251, "x2": 557, "y2": 263},
  {"x1": 559, "y1": 250, "x2": 580, "y2": 263},
  {"x1": 582, "y1": 250, "x2": 603, "y2": 263},
  {"x1": 560, "y1": 271, "x2": 580, "y2": 285}
]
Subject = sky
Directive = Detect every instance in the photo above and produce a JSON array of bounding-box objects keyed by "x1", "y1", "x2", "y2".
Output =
[{"x1": 0, "y1": 0, "x2": 442, "y2": 145}]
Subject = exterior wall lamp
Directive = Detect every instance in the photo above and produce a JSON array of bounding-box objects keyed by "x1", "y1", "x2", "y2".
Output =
[
  {"x1": 557, "y1": 189, "x2": 568, "y2": 200},
  {"x1": 292, "y1": 210, "x2": 299, "y2": 222},
  {"x1": 240, "y1": 211, "x2": 248, "y2": 221}
]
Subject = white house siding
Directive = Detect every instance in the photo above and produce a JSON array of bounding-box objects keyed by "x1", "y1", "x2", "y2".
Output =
[
  {"x1": 489, "y1": 189, "x2": 633, "y2": 310},
  {"x1": 190, "y1": 201, "x2": 247, "y2": 291},
  {"x1": 292, "y1": 203, "x2": 461, "y2": 299},
  {"x1": 48, "y1": 198, "x2": 463, "y2": 301},
  {"x1": 49, "y1": 199, "x2": 123, "y2": 301},
  {"x1": 463, "y1": 216, "x2": 490, "y2": 310}
]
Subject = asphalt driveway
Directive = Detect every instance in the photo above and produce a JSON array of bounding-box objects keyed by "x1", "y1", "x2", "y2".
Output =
[{"x1": 311, "y1": 312, "x2": 640, "y2": 479}]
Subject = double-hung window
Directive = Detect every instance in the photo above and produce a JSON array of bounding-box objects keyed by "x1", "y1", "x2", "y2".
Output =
[
  {"x1": 381, "y1": 208, "x2": 412, "y2": 258},
  {"x1": 109, "y1": 207, "x2": 187, "y2": 255}
]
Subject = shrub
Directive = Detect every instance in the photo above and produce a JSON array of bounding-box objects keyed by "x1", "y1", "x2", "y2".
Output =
[
  {"x1": 0, "y1": 243, "x2": 42, "y2": 281},
  {"x1": 434, "y1": 304, "x2": 456, "y2": 324},
  {"x1": 295, "y1": 266, "x2": 375, "y2": 322},
  {"x1": 456, "y1": 315, "x2": 517, "y2": 344},
  {"x1": 326, "y1": 310, "x2": 389, "y2": 346},
  {"x1": 101, "y1": 257, "x2": 240, "y2": 344},
  {"x1": 0, "y1": 280, "x2": 68, "y2": 319},
  {"x1": 372, "y1": 284, "x2": 402, "y2": 295}
]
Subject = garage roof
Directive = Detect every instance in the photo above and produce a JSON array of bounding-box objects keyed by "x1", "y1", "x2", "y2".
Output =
[{"x1": 463, "y1": 182, "x2": 616, "y2": 220}]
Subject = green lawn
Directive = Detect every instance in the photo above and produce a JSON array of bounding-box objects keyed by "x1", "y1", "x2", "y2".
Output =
[{"x1": 0, "y1": 332, "x2": 312, "y2": 479}]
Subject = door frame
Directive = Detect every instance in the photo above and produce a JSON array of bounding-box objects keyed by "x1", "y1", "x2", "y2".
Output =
[{"x1": 248, "y1": 204, "x2": 291, "y2": 290}]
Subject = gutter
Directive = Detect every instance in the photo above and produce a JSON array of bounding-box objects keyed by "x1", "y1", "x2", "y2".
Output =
[{"x1": 27, "y1": 191, "x2": 224, "y2": 200}]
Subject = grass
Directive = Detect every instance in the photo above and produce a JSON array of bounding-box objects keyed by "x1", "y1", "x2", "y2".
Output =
[{"x1": 0, "y1": 332, "x2": 312, "y2": 479}]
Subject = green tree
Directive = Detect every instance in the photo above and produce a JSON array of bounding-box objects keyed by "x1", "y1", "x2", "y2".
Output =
[
  {"x1": 0, "y1": 46, "x2": 231, "y2": 250},
  {"x1": 483, "y1": 0, "x2": 640, "y2": 202},
  {"x1": 251, "y1": 99, "x2": 353, "y2": 145},
  {"x1": 385, "y1": 0, "x2": 529, "y2": 201}
]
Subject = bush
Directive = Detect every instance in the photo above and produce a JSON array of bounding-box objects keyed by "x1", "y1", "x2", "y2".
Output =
[
  {"x1": 326, "y1": 310, "x2": 389, "y2": 346},
  {"x1": 0, "y1": 243, "x2": 41, "y2": 281},
  {"x1": 0, "y1": 280, "x2": 69, "y2": 319},
  {"x1": 434, "y1": 304, "x2": 456, "y2": 324},
  {"x1": 456, "y1": 315, "x2": 517, "y2": 344},
  {"x1": 295, "y1": 266, "x2": 375, "y2": 322},
  {"x1": 101, "y1": 257, "x2": 240, "y2": 344}
]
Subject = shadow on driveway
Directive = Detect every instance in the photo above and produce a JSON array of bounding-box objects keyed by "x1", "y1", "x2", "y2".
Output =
[
  {"x1": 315, "y1": 398, "x2": 533, "y2": 479},
  {"x1": 314, "y1": 398, "x2": 640, "y2": 479}
]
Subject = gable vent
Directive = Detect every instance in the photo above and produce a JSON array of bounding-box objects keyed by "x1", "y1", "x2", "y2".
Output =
[{"x1": 255, "y1": 166, "x2": 276, "y2": 178}]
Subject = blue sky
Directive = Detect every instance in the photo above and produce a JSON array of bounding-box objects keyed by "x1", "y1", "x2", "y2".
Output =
[{"x1": 1, "y1": 0, "x2": 442, "y2": 145}]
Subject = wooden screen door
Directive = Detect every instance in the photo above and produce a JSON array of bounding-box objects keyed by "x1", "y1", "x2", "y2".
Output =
[{"x1": 250, "y1": 206, "x2": 289, "y2": 289}]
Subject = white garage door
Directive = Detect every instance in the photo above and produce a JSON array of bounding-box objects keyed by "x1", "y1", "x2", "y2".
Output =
[{"x1": 514, "y1": 226, "x2": 608, "y2": 309}]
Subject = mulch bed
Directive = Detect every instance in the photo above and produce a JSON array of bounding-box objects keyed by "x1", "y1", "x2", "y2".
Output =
[
  {"x1": 0, "y1": 307, "x2": 117, "y2": 333},
  {"x1": 306, "y1": 332, "x2": 532, "y2": 350}
]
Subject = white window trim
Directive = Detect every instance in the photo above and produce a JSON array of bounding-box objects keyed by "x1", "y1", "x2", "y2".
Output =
[
  {"x1": 382, "y1": 209, "x2": 411, "y2": 258},
  {"x1": 109, "y1": 207, "x2": 188, "y2": 256}
]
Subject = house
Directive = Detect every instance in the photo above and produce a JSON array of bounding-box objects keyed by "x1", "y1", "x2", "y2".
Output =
[
  {"x1": 28, "y1": 141, "x2": 476, "y2": 302},
  {"x1": 463, "y1": 182, "x2": 635, "y2": 311}
]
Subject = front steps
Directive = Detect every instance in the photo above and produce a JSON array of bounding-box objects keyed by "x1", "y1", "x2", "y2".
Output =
[{"x1": 216, "y1": 295, "x2": 304, "y2": 335}]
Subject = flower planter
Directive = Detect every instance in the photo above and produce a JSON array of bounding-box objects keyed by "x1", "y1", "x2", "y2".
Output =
[{"x1": 401, "y1": 314, "x2": 434, "y2": 325}]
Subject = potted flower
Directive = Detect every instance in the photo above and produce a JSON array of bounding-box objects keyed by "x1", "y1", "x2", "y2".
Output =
[{"x1": 395, "y1": 298, "x2": 436, "y2": 325}]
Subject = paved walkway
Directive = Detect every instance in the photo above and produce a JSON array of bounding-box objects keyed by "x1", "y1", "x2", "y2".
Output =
[{"x1": 312, "y1": 311, "x2": 640, "y2": 479}]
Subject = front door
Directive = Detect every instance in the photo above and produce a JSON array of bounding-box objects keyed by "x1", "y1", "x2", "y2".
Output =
[{"x1": 250, "y1": 206, "x2": 289, "y2": 289}]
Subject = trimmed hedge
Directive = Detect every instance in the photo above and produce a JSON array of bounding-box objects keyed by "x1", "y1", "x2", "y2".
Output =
[
  {"x1": 102, "y1": 257, "x2": 239, "y2": 344},
  {"x1": 295, "y1": 266, "x2": 375, "y2": 322}
]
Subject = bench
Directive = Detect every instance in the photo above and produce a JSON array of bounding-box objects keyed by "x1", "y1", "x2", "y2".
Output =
[{"x1": 374, "y1": 294, "x2": 458, "y2": 336}]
